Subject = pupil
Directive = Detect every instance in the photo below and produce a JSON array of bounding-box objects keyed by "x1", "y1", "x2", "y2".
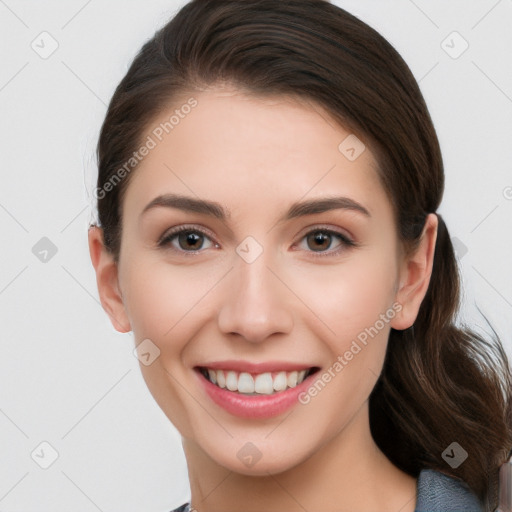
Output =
[
  {"x1": 308, "y1": 231, "x2": 330, "y2": 251},
  {"x1": 179, "y1": 231, "x2": 202, "y2": 250}
]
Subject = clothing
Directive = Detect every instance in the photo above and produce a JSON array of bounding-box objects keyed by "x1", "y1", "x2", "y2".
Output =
[
  {"x1": 415, "y1": 468, "x2": 484, "y2": 511},
  {"x1": 168, "y1": 468, "x2": 484, "y2": 512}
]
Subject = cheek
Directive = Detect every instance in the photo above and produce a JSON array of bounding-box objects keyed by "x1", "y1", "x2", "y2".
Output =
[
  {"x1": 121, "y1": 257, "x2": 222, "y2": 347},
  {"x1": 291, "y1": 253, "x2": 399, "y2": 419},
  {"x1": 338, "y1": 264, "x2": 396, "y2": 329},
  {"x1": 120, "y1": 258, "x2": 222, "y2": 435},
  {"x1": 292, "y1": 249, "x2": 399, "y2": 358}
]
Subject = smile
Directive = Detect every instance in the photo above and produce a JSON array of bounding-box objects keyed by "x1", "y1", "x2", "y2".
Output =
[{"x1": 196, "y1": 366, "x2": 320, "y2": 395}]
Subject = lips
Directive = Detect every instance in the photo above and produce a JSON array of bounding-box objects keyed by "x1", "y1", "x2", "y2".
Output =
[
  {"x1": 194, "y1": 359, "x2": 317, "y2": 374},
  {"x1": 194, "y1": 358, "x2": 321, "y2": 395},
  {"x1": 193, "y1": 363, "x2": 321, "y2": 418}
]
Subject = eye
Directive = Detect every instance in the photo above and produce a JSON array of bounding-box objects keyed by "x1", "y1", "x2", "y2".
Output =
[
  {"x1": 158, "y1": 226, "x2": 218, "y2": 253},
  {"x1": 295, "y1": 227, "x2": 356, "y2": 257},
  {"x1": 157, "y1": 225, "x2": 356, "y2": 257}
]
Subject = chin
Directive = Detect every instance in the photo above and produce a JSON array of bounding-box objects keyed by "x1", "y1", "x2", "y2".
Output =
[{"x1": 205, "y1": 438, "x2": 312, "y2": 477}]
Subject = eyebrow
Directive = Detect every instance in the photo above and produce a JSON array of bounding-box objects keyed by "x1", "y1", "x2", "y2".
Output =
[{"x1": 140, "y1": 193, "x2": 370, "y2": 221}]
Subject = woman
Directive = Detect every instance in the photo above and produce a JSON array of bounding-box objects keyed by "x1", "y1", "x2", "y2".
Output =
[{"x1": 88, "y1": 1, "x2": 512, "y2": 510}]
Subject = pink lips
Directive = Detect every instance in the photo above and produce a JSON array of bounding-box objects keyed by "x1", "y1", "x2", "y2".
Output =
[
  {"x1": 194, "y1": 363, "x2": 319, "y2": 419},
  {"x1": 196, "y1": 359, "x2": 314, "y2": 374}
]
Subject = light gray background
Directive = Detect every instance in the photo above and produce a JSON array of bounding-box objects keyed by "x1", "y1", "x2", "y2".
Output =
[{"x1": 0, "y1": 1, "x2": 511, "y2": 511}]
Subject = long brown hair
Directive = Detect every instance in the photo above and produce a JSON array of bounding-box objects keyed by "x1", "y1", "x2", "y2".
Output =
[{"x1": 93, "y1": 1, "x2": 512, "y2": 509}]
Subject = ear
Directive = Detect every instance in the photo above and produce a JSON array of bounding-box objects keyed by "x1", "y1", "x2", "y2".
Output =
[
  {"x1": 88, "y1": 225, "x2": 131, "y2": 333},
  {"x1": 391, "y1": 213, "x2": 438, "y2": 330}
]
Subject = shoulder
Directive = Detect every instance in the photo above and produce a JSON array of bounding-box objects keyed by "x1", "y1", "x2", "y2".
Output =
[
  {"x1": 168, "y1": 469, "x2": 484, "y2": 512},
  {"x1": 168, "y1": 503, "x2": 190, "y2": 512},
  {"x1": 415, "y1": 468, "x2": 484, "y2": 512}
]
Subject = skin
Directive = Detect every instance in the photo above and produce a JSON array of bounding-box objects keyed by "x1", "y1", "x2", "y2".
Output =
[{"x1": 88, "y1": 85, "x2": 438, "y2": 512}]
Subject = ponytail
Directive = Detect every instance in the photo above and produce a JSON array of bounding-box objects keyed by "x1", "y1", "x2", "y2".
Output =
[{"x1": 369, "y1": 214, "x2": 512, "y2": 511}]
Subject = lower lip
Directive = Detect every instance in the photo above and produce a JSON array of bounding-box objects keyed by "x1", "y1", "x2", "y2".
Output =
[{"x1": 194, "y1": 368, "x2": 317, "y2": 419}]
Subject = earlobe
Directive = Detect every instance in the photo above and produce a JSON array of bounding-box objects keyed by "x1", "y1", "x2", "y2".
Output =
[
  {"x1": 88, "y1": 226, "x2": 131, "y2": 333},
  {"x1": 390, "y1": 214, "x2": 438, "y2": 331}
]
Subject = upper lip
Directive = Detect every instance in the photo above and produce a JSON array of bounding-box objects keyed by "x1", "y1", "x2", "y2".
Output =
[{"x1": 195, "y1": 360, "x2": 318, "y2": 374}]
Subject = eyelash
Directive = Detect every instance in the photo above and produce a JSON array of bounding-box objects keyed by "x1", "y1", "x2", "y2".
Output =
[{"x1": 157, "y1": 224, "x2": 357, "y2": 258}]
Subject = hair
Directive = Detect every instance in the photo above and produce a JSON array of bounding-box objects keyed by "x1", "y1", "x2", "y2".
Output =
[{"x1": 93, "y1": 0, "x2": 512, "y2": 509}]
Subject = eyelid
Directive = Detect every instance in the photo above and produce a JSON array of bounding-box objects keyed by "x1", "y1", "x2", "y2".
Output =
[
  {"x1": 293, "y1": 223, "x2": 356, "y2": 245},
  {"x1": 301, "y1": 222, "x2": 353, "y2": 236}
]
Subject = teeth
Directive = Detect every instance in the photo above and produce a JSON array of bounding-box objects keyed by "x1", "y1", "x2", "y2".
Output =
[
  {"x1": 216, "y1": 369, "x2": 226, "y2": 388},
  {"x1": 202, "y1": 368, "x2": 310, "y2": 394},
  {"x1": 254, "y1": 373, "x2": 274, "y2": 394},
  {"x1": 226, "y1": 371, "x2": 238, "y2": 391},
  {"x1": 287, "y1": 371, "x2": 298, "y2": 388},
  {"x1": 238, "y1": 372, "x2": 255, "y2": 393},
  {"x1": 273, "y1": 371, "x2": 288, "y2": 392}
]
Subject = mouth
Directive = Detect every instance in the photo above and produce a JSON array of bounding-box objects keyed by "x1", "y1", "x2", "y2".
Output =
[{"x1": 194, "y1": 366, "x2": 321, "y2": 396}]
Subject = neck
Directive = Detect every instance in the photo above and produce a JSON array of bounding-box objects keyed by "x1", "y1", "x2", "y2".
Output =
[{"x1": 181, "y1": 402, "x2": 417, "y2": 512}]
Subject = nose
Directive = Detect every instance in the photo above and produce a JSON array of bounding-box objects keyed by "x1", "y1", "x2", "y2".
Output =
[{"x1": 217, "y1": 247, "x2": 294, "y2": 343}]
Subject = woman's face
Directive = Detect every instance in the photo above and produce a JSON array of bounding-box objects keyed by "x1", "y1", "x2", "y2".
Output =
[{"x1": 97, "y1": 86, "x2": 415, "y2": 475}]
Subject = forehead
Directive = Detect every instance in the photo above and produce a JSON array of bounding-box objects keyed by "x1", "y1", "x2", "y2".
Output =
[{"x1": 122, "y1": 86, "x2": 388, "y2": 221}]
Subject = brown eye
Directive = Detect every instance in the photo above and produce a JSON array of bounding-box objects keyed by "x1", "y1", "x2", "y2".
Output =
[
  {"x1": 159, "y1": 227, "x2": 215, "y2": 253},
  {"x1": 296, "y1": 228, "x2": 356, "y2": 257},
  {"x1": 178, "y1": 231, "x2": 204, "y2": 250},
  {"x1": 306, "y1": 231, "x2": 333, "y2": 251}
]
